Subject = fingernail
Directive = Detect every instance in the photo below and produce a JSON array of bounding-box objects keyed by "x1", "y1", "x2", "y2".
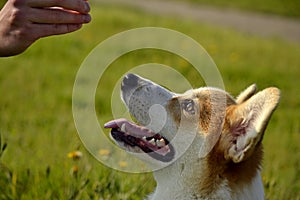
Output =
[
  {"x1": 84, "y1": 2, "x2": 90, "y2": 13},
  {"x1": 84, "y1": 14, "x2": 91, "y2": 23}
]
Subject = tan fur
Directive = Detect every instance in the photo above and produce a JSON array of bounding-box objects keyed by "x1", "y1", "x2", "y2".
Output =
[{"x1": 236, "y1": 84, "x2": 257, "y2": 104}]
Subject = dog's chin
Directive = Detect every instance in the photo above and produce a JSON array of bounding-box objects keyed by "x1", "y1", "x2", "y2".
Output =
[{"x1": 105, "y1": 119, "x2": 175, "y2": 163}]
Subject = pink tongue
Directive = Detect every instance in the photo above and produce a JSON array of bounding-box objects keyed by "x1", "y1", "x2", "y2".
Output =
[
  {"x1": 104, "y1": 118, "x2": 156, "y2": 138},
  {"x1": 105, "y1": 119, "x2": 171, "y2": 156}
]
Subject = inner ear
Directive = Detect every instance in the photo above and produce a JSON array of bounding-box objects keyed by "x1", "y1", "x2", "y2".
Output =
[{"x1": 225, "y1": 87, "x2": 280, "y2": 163}]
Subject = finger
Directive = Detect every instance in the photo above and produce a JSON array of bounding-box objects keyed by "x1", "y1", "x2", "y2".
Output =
[
  {"x1": 27, "y1": 0, "x2": 90, "y2": 14},
  {"x1": 30, "y1": 23, "x2": 83, "y2": 39},
  {"x1": 28, "y1": 7, "x2": 91, "y2": 24}
]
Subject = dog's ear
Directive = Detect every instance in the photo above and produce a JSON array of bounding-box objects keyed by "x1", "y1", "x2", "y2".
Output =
[
  {"x1": 225, "y1": 87, "x2": 280, "y2": 163},
  {"x1": 236, "y1": 84, "x2": 257, "y2": 104}
]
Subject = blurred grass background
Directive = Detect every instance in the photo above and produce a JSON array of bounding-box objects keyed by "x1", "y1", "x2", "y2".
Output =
[
  {"x1": 171, "y1": 0, "x2": 300, "y2": 17},
  {"x1": 0, "y1": 1, "x2": 300, "y2": 199}
]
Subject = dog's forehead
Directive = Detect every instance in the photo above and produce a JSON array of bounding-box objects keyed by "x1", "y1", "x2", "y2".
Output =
[
  {"x1": 179, "y1": 87, "x2": 233, "y2": 101},
  {"x1": 175, "y1": 87, "x2": 236, "y2": 128}
]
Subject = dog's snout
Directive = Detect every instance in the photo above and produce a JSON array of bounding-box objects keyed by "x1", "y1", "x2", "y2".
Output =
[{"x1": 120, "y1": 73, "x2": 175, "y2": 130}]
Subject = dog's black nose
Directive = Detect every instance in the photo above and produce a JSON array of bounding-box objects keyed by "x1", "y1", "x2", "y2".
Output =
[
  {"x1": 122, "y1": 73, "x2": 143, "y2": 95},
  {"x1": 122, "y1": 73, "x2": 139, "y2": 88},
  {"x1": 121, "y1": 73, "x2": 142, "y2": 105}
]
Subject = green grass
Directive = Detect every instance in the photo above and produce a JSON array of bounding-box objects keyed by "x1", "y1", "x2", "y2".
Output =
[
  {"x1": 0, "y1": 3, "x2": 300, "y2": 199},
  {"x1": 171, "y1": 0, "x2": 300, "y2": 18},
  {"x1": 0, "y1": 0, "x2": 5, "y2": 8}
]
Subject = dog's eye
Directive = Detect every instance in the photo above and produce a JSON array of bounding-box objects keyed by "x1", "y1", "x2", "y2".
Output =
[{"x1": 181, "y1": 99, "x2": 195, "y2": 115}]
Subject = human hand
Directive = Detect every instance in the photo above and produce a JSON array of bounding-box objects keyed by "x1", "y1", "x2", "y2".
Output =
[{"x1": 0, "y1": 0, "x2": 91, "y2": 56}]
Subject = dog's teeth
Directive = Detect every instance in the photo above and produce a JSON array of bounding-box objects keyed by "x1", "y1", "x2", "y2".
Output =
[
  {"x1": 149, "y1": 138, "x2": 156, "y2": 145},
  {"x1": 120, "y1": 123, "x2": 126, "y2": 133},
  {"x1": 156, "y1": 139, "x2": 165, "y2": 147},
  {"x1": 142, "y1": 136, "x2": 147, "y2": 141}
]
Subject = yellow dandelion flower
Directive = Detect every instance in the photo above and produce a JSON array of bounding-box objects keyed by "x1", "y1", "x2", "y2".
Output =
[
  {"x1": 118, "y1": 161, "x2": 128, "y2": 168},
  {"x1": 67, "y1": 151, "x2": 83, "y2": 160},
  {"x1": 99, "y1": 149, "x2": 110, "y2": 156},
  {"x1": 70, "y1": 165, "x2": 79, "y2": 176}
]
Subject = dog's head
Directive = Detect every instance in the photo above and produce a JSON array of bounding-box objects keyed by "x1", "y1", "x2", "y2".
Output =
[{"x1": 105, "y1": 74, "x2": 280, "y2": 169}]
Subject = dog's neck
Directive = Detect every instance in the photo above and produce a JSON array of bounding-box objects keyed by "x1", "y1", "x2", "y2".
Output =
[
  {"x1": 149, "y1": 140, "x2": 264, "y2": 200},
  {"x1": 151, "y1": 163, "x2": 231, "y2": 200},
  {"x1": 151, "y1": 164, "x2": 264, "y2": 200}
]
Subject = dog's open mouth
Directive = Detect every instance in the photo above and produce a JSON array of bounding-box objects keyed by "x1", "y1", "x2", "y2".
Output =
[{"x1": 104, "y1": 118, "x2": 175, "y2": 162}]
